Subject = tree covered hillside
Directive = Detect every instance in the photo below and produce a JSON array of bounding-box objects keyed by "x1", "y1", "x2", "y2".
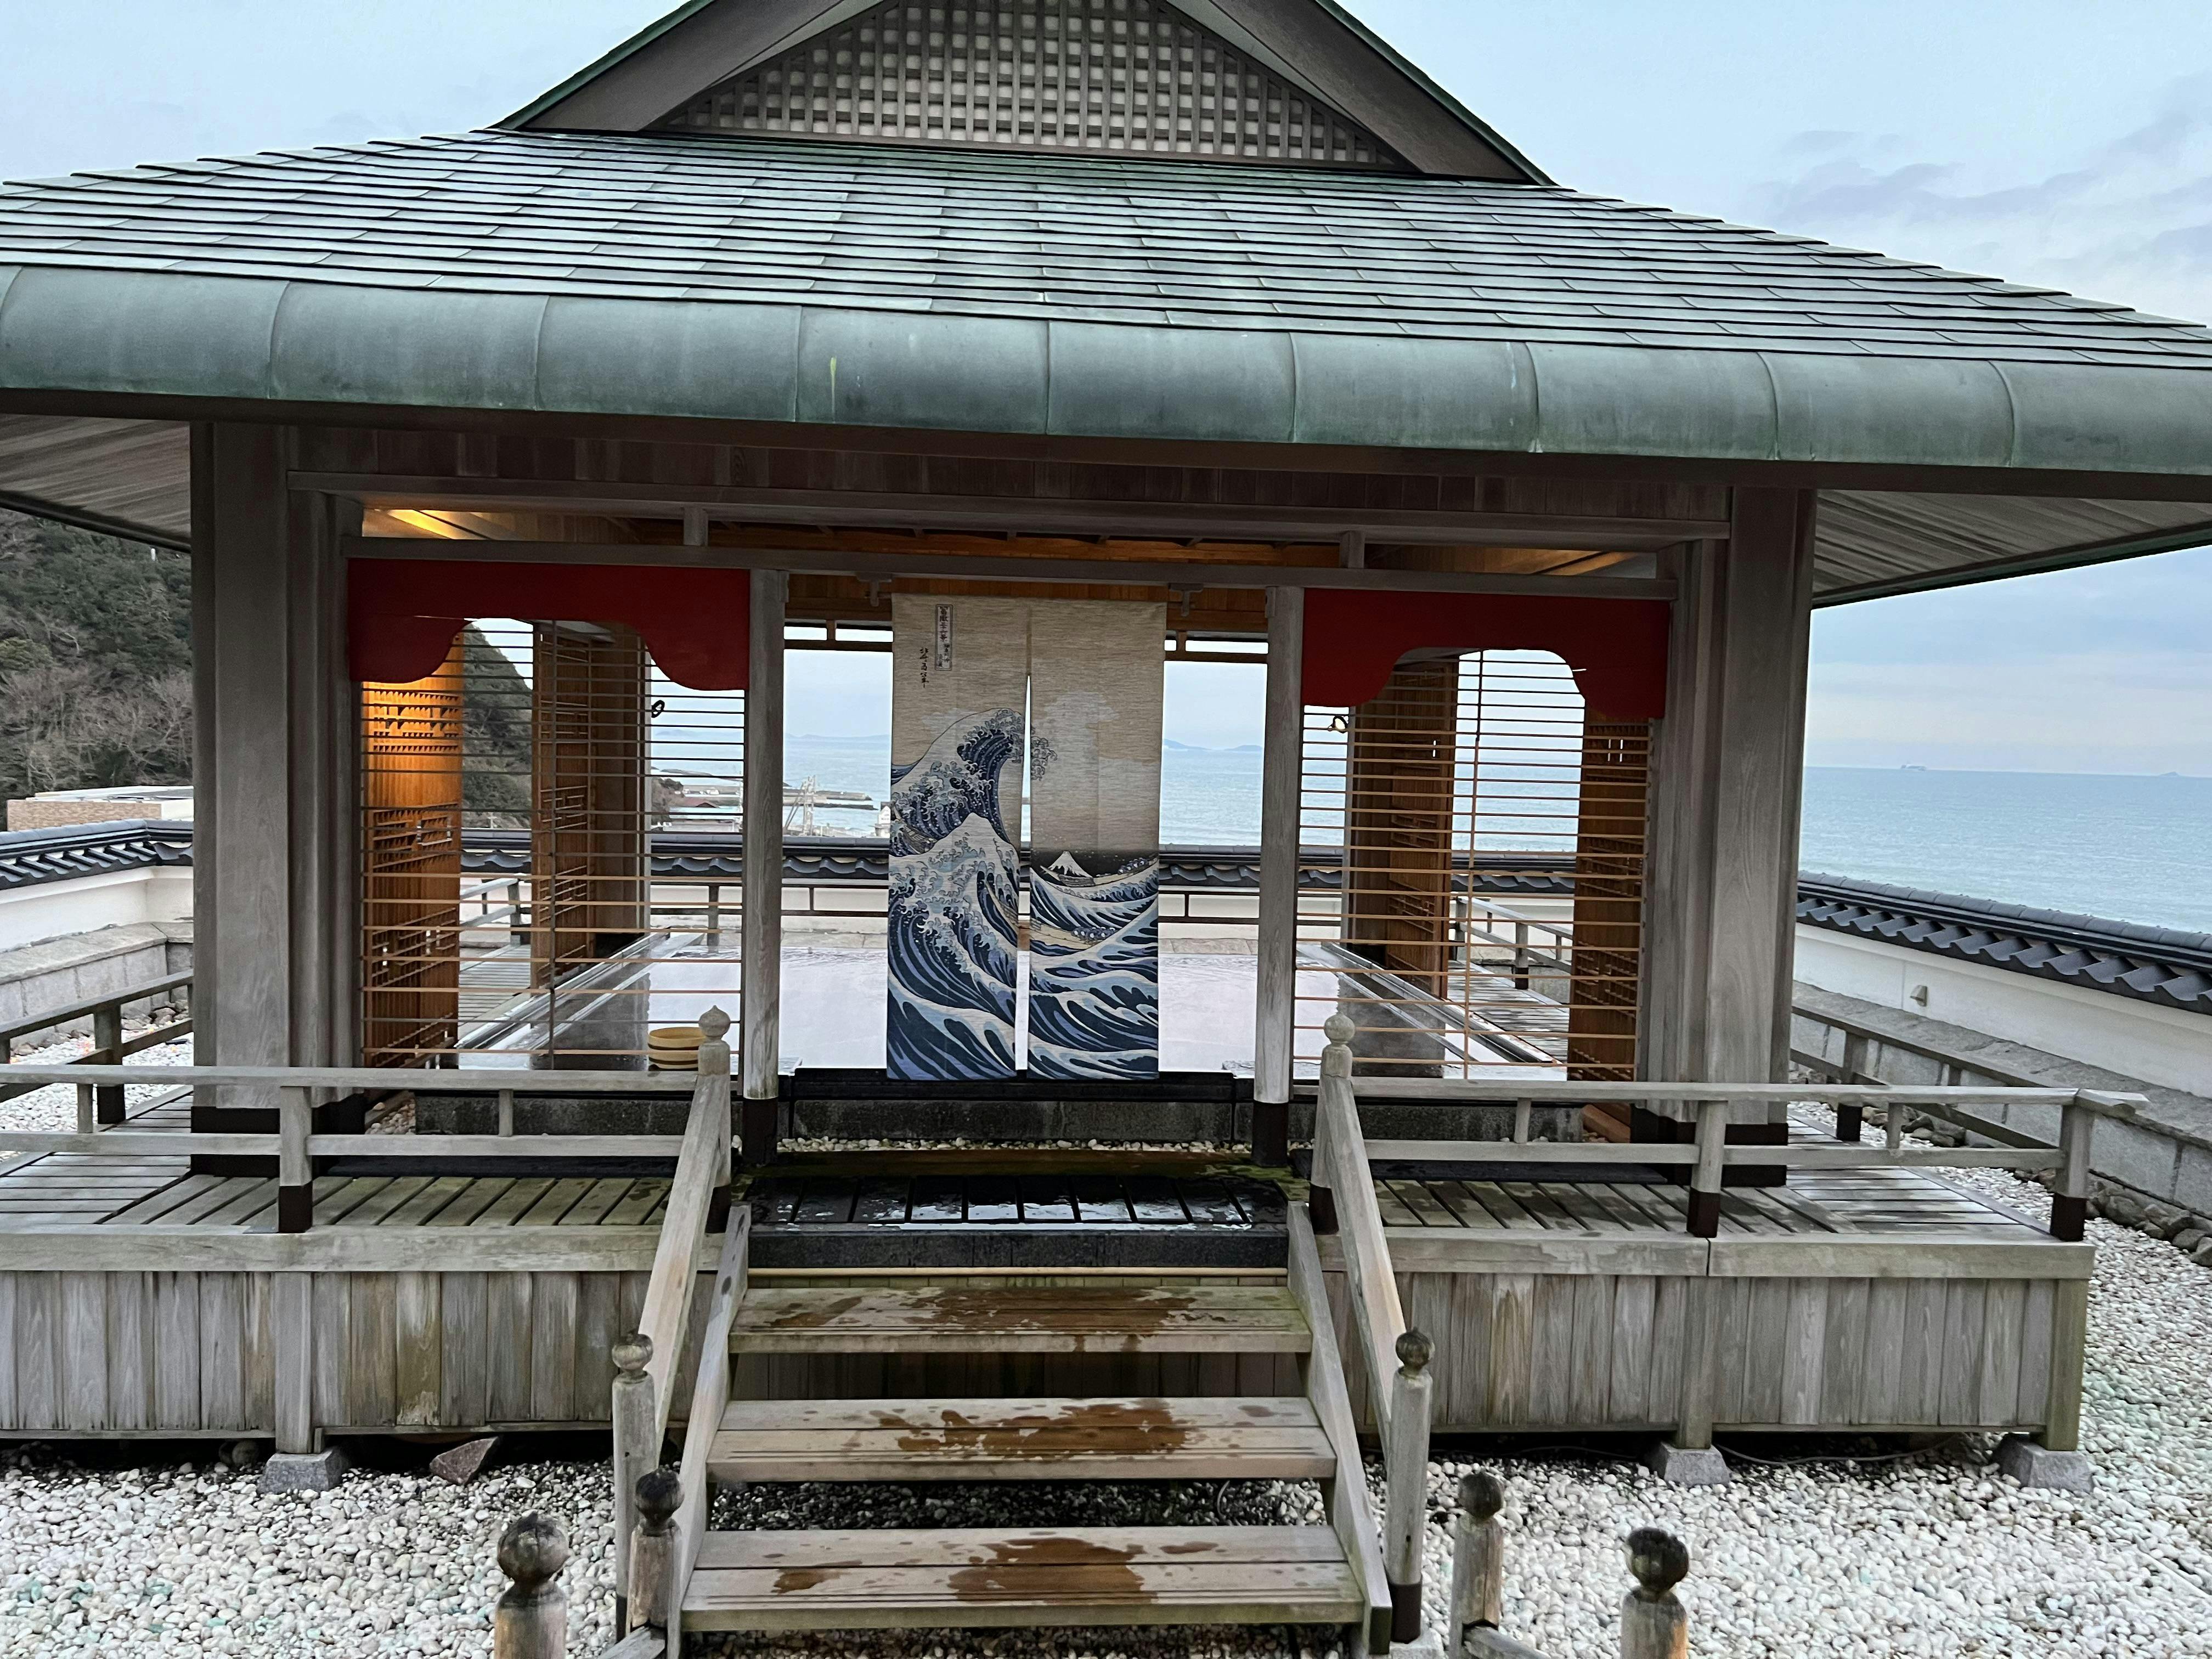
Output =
[{"x1": 0, "y1": 510, "x2": 192, "y2": 800}]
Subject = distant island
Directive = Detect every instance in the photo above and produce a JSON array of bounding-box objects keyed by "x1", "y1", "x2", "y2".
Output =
[{"x1": 1164, "y1": 740, "x2": 1263, "y2": 753}]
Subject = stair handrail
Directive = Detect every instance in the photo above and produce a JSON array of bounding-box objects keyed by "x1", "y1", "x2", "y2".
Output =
[
  {"x1": 611, "y1": 1007, "x2": 733, "y2": 1634},
  {"x1": 1310, "y1": 1012, "x2": 1434, "y2": 1645}
]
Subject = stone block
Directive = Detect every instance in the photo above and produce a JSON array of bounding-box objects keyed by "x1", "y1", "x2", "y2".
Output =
[
  {"x1": 1644, "y1": 1441, "x2": 1730, "y2": 1487},
  {"x1": 258, "y1": 1448, "x2": 347, "y2": 1493},
  {"x1": 1995, "y1": 1435, "x2": 2095, "y2": 1493}
]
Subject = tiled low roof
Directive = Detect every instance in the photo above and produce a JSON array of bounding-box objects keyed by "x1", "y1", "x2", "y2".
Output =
[
  {"x1": 1798, "y1": 874, "x2": 2212, "y2": 1017},
  {"x1": 2, "y1": 129, "x2": 2210, "y2": 479}
]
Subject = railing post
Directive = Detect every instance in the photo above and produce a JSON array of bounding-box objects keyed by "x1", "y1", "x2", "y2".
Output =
[
  {"x1": 1619, "y1": 1528, "x2": 1690, "y2": 1659},
  {"x1": 493, "y1": 1513, "x2": 569, "y2": 1659},
  {"x1": 1446, "y1": 1470, "x2": 1505, "y2": 1657},
  {"x1": 697, "y1": 1006, "x2": 734, "y2": 1233},
  {"x1": 2051, "y1": 1093, "x2": 2095, "y2": 1242},
  {"x1": 507, "y1": 879, "x2": 528, "y2": 949},
  {"x1": 92, "y1": 999, "x2": 125, "y2": 1124},
  {"x1": 75, "y1": 1082, "x2": 95, "y2": 1136},
  {"x1": 1835, "y1": 1030, "x2": 1870, "y2": 1142},
  {"x1": 1385, "y1": 1328, "x2": 1435, "y2": 1644},
  {"x1": 1686, "y1": 1099, "x2": 1725, "y2": 1237},
  {"x1": 706, "y1": 879, "x2": 722, "y2": 939},
  {"x1": 278, "y1": 1086, "x2": 313, "y2": 1234},
  {"x1": 629, "y1": 1467, "x2": 682, "y2": 1634},
  {"x1": 610, "y1": 1332, "x2": 656, "y2": 1635}
]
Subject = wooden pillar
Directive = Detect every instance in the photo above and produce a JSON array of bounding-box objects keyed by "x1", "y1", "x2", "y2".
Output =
[
  {"x1": 190, "y1": 424, "x2": 357, "y2": 1140},
  {"x1": 741, "y1": 571, "x2": 785, "y2": 1154},
  {"x1": 1639, "y1": 489, "x2": 1816, "y2": 1133},
  {"x1": 1252, "y1": 586, "x2": 1302, "y2": 1157}
]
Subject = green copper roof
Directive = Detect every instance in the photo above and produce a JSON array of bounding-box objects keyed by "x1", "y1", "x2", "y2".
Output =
[{"x1": 1, "y1": 129, "x2": 2209, "y2": 477}]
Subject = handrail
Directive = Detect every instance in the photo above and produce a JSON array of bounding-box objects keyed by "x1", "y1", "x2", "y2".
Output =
[
  {"x1": 614, "y1": 1007, "x2": 735, "y2": 1640},
  {"x1": 0, "y1": 1062, "x2": 693, "y2": 1091},
  {"x1": 1310, "y1": 1012, "x2": 1432, "y2": 1644},
  {"x1": 1318, "y1": 1061, "x2": 2141, "y2": 1242},
  {"x1": 0, "y1": 968, "x2": 195, "y2": 1120}
]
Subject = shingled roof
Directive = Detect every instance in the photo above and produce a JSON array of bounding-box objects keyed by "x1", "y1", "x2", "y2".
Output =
[{"x1": 2, "y1": 127, "x2": 2211, "y2": 590}]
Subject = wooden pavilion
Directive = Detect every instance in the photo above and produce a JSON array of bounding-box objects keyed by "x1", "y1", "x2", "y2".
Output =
[{"x1": 0, "y1": 0, "x2": 2203, "y2": 1647}]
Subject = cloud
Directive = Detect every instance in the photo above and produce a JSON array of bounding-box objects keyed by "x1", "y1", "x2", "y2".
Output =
[{"x1": 1751, "y1": 72, "x2": 2212, "y2": 324}]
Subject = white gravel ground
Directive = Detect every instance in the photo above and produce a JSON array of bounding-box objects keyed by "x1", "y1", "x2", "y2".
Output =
[
  {"x1": 0, "y1": 1025, "x2": 194, "y2": 1140},
  {"x1": 2, "y1": 1132, "x2": 2206, "y2": 1655}
]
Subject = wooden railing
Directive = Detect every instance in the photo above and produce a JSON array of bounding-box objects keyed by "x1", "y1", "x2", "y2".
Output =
[
  {"x1": 1308, "y1": 1014, "x2": 1435, "y2": 1645},
  {"x1": 0, "y1": 967, "x2": 193, "y2": 1127},
  {"x1": 608, "y1": 1007, "x2": 735, "y2": 1635},
  {"x1": 0, "y1": 1058, "x2": 698, "y2": 1232},
  {"x1": 1318, "y1": 1070, "x2": 2146, "y2": 1243}
]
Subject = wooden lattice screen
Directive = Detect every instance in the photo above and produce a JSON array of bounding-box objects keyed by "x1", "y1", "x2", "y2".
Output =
[
  {"x1": 359, "y1": 620, "x2": 746, "y2": 1068},
  {"x1": 661, "y1": 0, "x2": 1410, "y2": 169},
  {"x1": 361, "y1": 641, "x2": 465, "y2": 1065},
  {"x1": 1297, "y1": 651, "x2": 1650, "y2": 1082}
]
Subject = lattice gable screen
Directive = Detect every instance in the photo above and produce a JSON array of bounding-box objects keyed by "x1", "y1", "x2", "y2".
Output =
[{"x1": 660, "y1": 0, "x2": 1411, "y2": 169}]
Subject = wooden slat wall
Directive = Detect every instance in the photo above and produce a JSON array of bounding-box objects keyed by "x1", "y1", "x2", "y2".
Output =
[
  {"x1": 1326, "y1": 1271, "x2": 2062, "y2": 1435},
  {"x1": 0, "y1": 1269, "x2": 650, "y2": 1435},
  {"x1": 360, "y1": 640, "x2": 466, "y2": 1064}
]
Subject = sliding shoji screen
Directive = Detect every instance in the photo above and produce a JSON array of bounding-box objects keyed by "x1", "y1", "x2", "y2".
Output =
[
  {"x1": 360, "y1": 620, "x2": 746, "y2": 1068},
  {"x1": 1296, "y1": 650, "x2": 1650, "y2": 1082}
]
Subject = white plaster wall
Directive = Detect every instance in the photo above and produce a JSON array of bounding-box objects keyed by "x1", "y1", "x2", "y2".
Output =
[
  {"x1": 1795, "y1": 927, "x2": 2212, "y2": 1098},
  {"x1": 0, "y1": 867, "x2": 193, "y2": 953}
]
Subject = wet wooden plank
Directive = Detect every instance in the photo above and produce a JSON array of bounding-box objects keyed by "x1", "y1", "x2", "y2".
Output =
[
  {"x1": 1609, "y1": 1276, "x2": 1655, "y2": 1424},
  {"x1": 710, "y1": 1396, "x2": 1336, "y2": 1482},
  {"x1": 395, "y1": 1271, "x2": 441, "y2": 1426},
  {"x1": 1820, "y1": 1279, "x2": 1871, "y2": 1425},
  {"x1": 730, "y1": 1287, "x2": 1311, "y2": 1356}
]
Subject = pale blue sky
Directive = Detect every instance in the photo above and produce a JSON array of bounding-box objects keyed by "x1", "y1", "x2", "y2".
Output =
[{"x1": 8, "y1": 0, "x2": 2209, "y2": 769}]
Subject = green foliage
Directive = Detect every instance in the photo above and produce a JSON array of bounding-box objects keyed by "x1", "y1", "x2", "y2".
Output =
[
  {"x1": 460, "y1": 624, "x2": 533, "y2": 824},
  {"x1": 0, "y1": 511, "x2": 193, "y2": 800}
]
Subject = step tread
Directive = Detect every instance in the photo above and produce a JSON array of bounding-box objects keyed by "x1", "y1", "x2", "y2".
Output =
[
  {"x1": 709, "y1": 1395, "x2": 1335, "y2": 1482},
  {"x1": 684, "y1": 1525, "x2": 1360, "y2": 1632},
  {"x1": 728, "y1": 1285, "x2": 1311, "y2": 1355}
]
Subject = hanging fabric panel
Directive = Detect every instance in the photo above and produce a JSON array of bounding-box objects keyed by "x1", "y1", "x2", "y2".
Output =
[
  {"x1": 359, "y1": 640, "x2": 465, "y2": 1065},
  {"x1": 886, "y1": 595, "x2": 1029, "y2": 1080},
  {"x1": 1026, "y1": 601, "x2": 1166, "y2": 1080}
]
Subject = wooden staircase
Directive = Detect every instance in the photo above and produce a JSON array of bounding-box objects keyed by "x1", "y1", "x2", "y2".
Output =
[{"x1": 664, "y1": 1211, "x2": 1391, "y2": 1650}]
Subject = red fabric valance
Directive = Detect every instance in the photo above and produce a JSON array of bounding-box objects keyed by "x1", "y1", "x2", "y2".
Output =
[
  {"x1": 348, "y1": 560, "x2": 751, "y2": 690},
  {"x1": 1301, "y1": 591, "x2": 1670, "y2": 720}
]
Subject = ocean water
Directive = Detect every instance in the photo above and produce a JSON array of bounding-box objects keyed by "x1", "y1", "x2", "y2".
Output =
[
  {"x1": 1800, "y1": 767, "x2": 2212, "y2": 934},
  {"x1": 783, "y1": 736, "x2": 2210, "y2": 935}
]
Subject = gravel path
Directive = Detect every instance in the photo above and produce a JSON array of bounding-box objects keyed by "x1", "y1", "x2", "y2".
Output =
[
  {"x1": 1, "y1": 1159, "x2": 2205, "y2": 1654},
  {"x1": 0, "y1": 1028, "x2": 193, "y2": 1141}
]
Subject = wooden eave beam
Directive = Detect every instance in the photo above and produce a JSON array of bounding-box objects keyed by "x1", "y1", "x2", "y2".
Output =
[
  {"x1": 343, "y1": 535, "x2": 1677, "y2": 599},
  {"x1": 298, "y1": 475, "x2": 1722, "y2": 551}
]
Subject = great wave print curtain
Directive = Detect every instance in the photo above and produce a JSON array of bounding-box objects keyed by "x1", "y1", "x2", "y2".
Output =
[
  {"x1": 1026, "y1": 601, "x2": 1165, "y2": 1080},
  {"x1": 886, "y1": 595, "x2": 1029, "y2": 1080},
  {"x1": 885, "y1": 596, "x2": 1165, "y2": 1081}
]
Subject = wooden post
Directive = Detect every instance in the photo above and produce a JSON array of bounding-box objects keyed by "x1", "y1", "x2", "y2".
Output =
[
  {"x1": 2041, "y1": 1278, "x2": 2090, "y2": 1453},
  {"x1": 1619, "y1": 1528, "x2": 1689, "y2": 1659},
  {"x1": 2050, "y1": 1094, "x2": 2094, "y2": 1242},
  {"x1": 92, "y1": 1000, "x2": 125, "y2": 1124},
  {"x1": 75, "y1": 1083, "x2": 95, "y2": 1136},
  {"x1": 493, "y1": 1513, "x2": 569, "y2": 1659},
  {"x1": 1638, "y1": 500, "x2": 1816, "y2": 1140},
  {"x1": 1252, "y1": 585, "x2": 1303, "y2": 1165},
  {"x1": 496, "y1": 1089, "x2": 516, "y2": 1138},
  {"x1": 1686, "y1": 1098, "x2": 1725, "y2": 1238},
  {"x1": 696, "y1": 1006, "x2": 733, "y2": 1235},
  {"x1": 191, "y1": 425, "x2": 356, "y2": 1154},
  {"x1": 1834, "y1": 1031, "x2": 1867, "y2": 1142},
  {"x1": 628, "y1": 1468, "x2": 681, "y2": 1634},
  {"x1": 610, "y1": 1332, "x2": 656, "y2": 1635},
  {"x1": 1385, "y1": 1328, "x2": 1436, "y2": 1643},
  {"x1": 741, "y1": 569, "x2": 785, "y2": 1165},
  {"x1": 1446, "y1": 1470, "x2": 1505, "y2": 1657},
  {"x1": 277, "y1": 1086, "x2": 312, "y2": 1233}
]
